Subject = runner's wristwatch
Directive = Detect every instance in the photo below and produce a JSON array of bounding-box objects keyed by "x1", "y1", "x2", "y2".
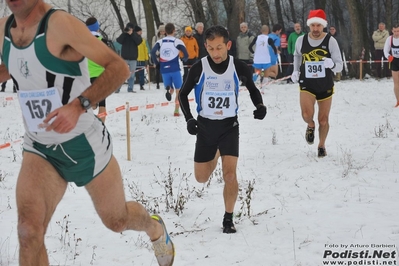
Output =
[{"x1": 77, "y1": 95, "x2": 91, "y2": 110}]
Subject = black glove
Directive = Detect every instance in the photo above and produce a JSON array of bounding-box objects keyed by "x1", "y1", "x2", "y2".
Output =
[
  {"x1": 187, "y1": 118, "x2": 199, "y2": 135},
  {"x1": 253, "y1": 104, "x2": 267, "y2": 120}
]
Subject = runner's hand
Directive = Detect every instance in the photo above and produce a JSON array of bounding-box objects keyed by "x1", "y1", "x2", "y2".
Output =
[
  {"x1": 323, "y1": 58, "x2": 335, "y2": 69},
  {"x1": 253, "y1": 104, "x2": 267, "y2": 120},
  {"x1": 291, "y1": 71, "x2": 299, "y2": 83},
  {"x1": 388, "y1": 55, "x2": 394, "y2": 62},
  {"x1": 187, "y1": 118, "x2": 199, "y2": 135}
]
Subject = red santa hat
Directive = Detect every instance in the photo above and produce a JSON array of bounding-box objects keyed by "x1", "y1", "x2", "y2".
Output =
[{"x1": 307, "y1": 9, "x2": 328, "y2": 28}]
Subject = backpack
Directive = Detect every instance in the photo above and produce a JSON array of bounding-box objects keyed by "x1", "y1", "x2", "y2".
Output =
[{"x1": 99, "y1": 29, "x2": 118, "y2": 54}]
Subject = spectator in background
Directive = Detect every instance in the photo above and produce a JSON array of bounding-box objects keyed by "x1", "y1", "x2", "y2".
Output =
[
  {"x1": 372, "y1": 22, "x2": 390, "y2": 79},
  {"x1": 135, "y1": 25, "x2": 149, "y2": 91},
  {"x1": 287, "y1": 23, "x2": 305, "y2": 83},
  {"x1": 286, "y1": 21, "x2": 295, "y2": 38},
  {"x1": 152, "y1": 24, "x2": 166, "y2": 89},
  {"x1": 180, "y1": 26, "x2": 199, "y2": 83},
  {"x1": 193, "y1": 22, "x2": 207, "y2": 59},
  {"x1": 112, "y1": 41, "x2": 122, "y2": 56},
  {"x1": 236, "y1": 22, "x2": 255, "y2": 66},
  {"x1": 116, "y1": 22, "x2": 142, "y2": 93},
  {"x1": 329, "y1": 26, "x2": 344, "y2": 81},
  {"x1": 86, "y1": 17, "x2": 108, "y2": 123}
]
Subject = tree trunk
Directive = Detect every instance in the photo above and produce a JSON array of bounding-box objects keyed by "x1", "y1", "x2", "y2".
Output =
[
  {"x1": 345, "y1": 0, "x2": 370, "y2": 78},
  {"x1": 384, "y1": 0, "x2": 392, "y2": 30},
  {"x1": 206, "y1": 0, "x2": 218, "y2": 27},
  {"x1": 125, "y1": 0, "x2": 137, "y2": 25},
  {"x1": 222, "y1": 0, "x2": 245, "y2": 40},
  {"x1": 376, "y1": 0, "x2": 381, "y2": 24},
  {"x1": 256, "y1": 0, "x2": 271, "y2": 26},
  {"x1": 150, "y1": 0, "x2": 161, "y2": 27},
  {"x1": 109, "y1": 0, "x2": 125, "y2": 31},
  {"x1": 142, "y1": 0, "x2": 155, "y2": 46},
  {"x1": 331, "y1": 0, "x2": 348, "y2": 54},
  {"x1": 313, "y1": 0, "x2": 326, "y2": 9},
  {"x1": 287, "y1": 0, "x2": 297, "y2": 25},
  {"x1": 275, "y1": 0, "x2": 284, "y2": 27},
  {"x1": 189, "y1": 0, "x2": 206, "y2": 25}
]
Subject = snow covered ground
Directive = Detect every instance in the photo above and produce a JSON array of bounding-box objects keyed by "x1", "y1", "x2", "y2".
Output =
[{"x1": 1, "y1": 77, "x2": 399, "y2": 266}]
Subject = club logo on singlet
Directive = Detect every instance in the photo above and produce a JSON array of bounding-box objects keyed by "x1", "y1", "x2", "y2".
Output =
[
  {"x1": 224, "y1": 80, "x2": 232, "y2": 91},
  {"x1": 18, "y1": 58, "x2": 31, "y2": 78},
  {"x1": 162, "y1": 48, "x2": 173, "y2": 58}
]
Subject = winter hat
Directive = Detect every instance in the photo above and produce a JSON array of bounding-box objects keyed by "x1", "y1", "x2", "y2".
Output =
[
  {"x1": 86, "y1": 17, "x2": 99, "y2": 32},
  {"x1": 158, "y1": 25, "x2": 165, "y2": 32},
  {"x1": 307, "y1": 9, "x2": 328, "y2": 28},
  {"x1": 126, "y1": 22, "x2": 134, "y2": 29},
  {"x1": 185, "y1": 26, "x2": 192, "y2": 32},
  {"x1": 134, "y1": 25, "x2": 142, "y2": 32}
]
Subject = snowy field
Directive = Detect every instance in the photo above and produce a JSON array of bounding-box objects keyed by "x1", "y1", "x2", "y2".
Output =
[{"x1": 1, "y1": 77, "x2": 399, "y2": 266}]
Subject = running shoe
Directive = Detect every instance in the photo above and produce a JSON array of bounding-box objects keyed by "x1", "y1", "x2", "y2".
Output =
[
  {"x1": 222, "y1": 218, "x2": 237, "y2": 234},
  {"x1": 305, "y1": 126, "x2": 315, "y2": 145},
  {"x1": 151, "y1": 215, "x2": 175, "y2": 266},
  {"x1": 165, "y1": 86, "x2": 171, "y2": 101},
  {"x1": 318, "y1": 147, "x2": 327, "y2": 158}
]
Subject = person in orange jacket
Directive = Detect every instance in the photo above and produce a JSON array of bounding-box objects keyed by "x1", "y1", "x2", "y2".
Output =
[{"x1": 180, "y1": 26, "x2": 199, "y2": 83}]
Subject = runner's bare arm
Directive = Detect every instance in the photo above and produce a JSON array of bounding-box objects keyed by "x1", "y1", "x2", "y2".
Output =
[
  {"x1": 47, "y1": 11, "x2": 129, "y2": 106},
  {"x1": 43, "y1": 11, "x2": 129, "y2": 133},
  {"x1": 0, "y1": 17, "x2": 11, "y2": 83}
]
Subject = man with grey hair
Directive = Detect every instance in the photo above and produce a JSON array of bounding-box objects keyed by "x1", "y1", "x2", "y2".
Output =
[
  {"x1": 194, "y1": 22, "x2": 207, "y2": 59},
  {"x1": 236, "y1": 22, "x2": 255, "y2": 65},
  {"x1": 372, "y1": 22, "x2": 390, "y2": 78}
]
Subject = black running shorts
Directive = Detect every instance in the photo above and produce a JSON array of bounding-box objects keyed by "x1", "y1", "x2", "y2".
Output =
[
  {"x1": 300, "y1": 86, "x2": 334, "y2": 101},
  {"x1": 194, "y1": 115, "x2": 239, "y2": 163},
  {"x1": 390, "y1": 58, "x2": 399, "y2": 72}
]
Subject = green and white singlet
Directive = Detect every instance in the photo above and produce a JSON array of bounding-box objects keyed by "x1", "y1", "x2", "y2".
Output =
[
  {"x1": 1, "y1": 9, "x2": 113, "y2": 186},
  {"x1": 2, "y1": 9, "x2": 96, "y2": 144}
]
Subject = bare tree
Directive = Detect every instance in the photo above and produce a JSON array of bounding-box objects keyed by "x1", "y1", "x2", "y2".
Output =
[
  {"x1": 384, "y1": 0, "x2": 392, "y2": 30},
  {"x1": 206, "y1": 0, "x2": 219, "y2": 26},
  {"x1": 125, "y1": 0, "x2": 137, "y2": 25},
  {"x1": 188, "y1": 0, "x2": 206, "y2": 25},
  {"x1": 314, "y1": 0, "x2": 326, "y2": 9},
  {"x1": 142, "y1": 0, "x2": 156, "y2": 46},
  {"x1": 222, "y1": 0, "x2": 245, "y2": 39},
  {"x1": 275, "y1": 0, "x2": 284, "y2": 27},
  {"x1": 345, "y1": 0, "x2": 370, "y2": 77},
  {"x1": 256, "y1": 0, "x2": 271, "y2": 26},
  {"x1": 109, "y1": 0, "x2": 125, "y2": 31},
  {"x1": 287, "y1": 0, "x2": 297, "y2": 24},
  {"x1": 150, "y1": 0, "x2": 162, "y2": 27}
]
